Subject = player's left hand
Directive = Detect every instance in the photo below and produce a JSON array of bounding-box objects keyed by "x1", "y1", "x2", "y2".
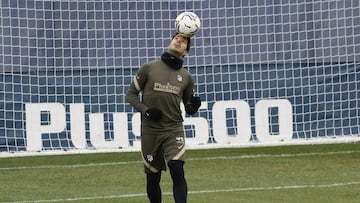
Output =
[{"x1": 190, "y1": 96, "x2": 201, "y2": 109}]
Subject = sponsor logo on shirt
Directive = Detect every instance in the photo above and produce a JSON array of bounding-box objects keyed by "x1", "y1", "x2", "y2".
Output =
[{"x1": 153, "y1": 82, "x2": 181, "y2": 95}]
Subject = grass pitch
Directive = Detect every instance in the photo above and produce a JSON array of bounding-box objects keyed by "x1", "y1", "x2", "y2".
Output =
[{"x1": 0, "y1": 143, "x2": 359, "y2": 203}]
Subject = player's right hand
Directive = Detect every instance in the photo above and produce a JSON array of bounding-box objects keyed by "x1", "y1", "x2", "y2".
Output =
[{"x1": 145, "y1": 107, "x2": 163, "y2": 121}]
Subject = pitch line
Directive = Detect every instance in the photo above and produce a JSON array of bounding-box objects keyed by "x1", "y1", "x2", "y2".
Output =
[
  {"x1": 2, "y1": 181, "x2": 360, "y2": 203},
  {"x1": 0, "y1": 150, "x2": 358, "y2": 171},
  {"x1": 189, "y1": 181, "x2": 360, "y2": 193}
]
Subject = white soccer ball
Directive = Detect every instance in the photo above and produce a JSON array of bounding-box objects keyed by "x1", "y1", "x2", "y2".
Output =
[{"x1": 175, "y1": 12, "x2": 201, "y2": 37}]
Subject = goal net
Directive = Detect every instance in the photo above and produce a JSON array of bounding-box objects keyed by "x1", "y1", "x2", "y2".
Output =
[{"x1": 1, "y1": 0, "x2": 360, "y2": 155}]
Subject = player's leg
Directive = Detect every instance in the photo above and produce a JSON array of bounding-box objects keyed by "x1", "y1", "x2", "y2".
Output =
[
  {"x1": 163, "y1": 129, "x2": 187, "y2": 203},
  {"x1": 146, "y1": 172, "x2": 162, "y2": 203},
  {"x1": 141, "y1": 131, "x2": 166, "y2": 203},
  {"x1": 168, "y1": 160, "x2": 187, "y2": 203}
]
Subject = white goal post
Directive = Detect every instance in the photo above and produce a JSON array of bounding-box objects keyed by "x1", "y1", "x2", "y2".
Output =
[{"x1": 1, "y1": 0, "x2": 360, "y2": 156}]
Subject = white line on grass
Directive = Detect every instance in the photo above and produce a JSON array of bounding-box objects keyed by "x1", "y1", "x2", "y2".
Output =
[
  {"x1": 0, "y1": 150, "x2": 359, "y2": 171},
  {"x1": 2, "y1": 181, "x2": 360, "y2": 203}
]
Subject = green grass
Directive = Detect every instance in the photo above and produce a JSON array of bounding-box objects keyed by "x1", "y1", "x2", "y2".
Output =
[{"x1": 0, "y1": 143, "x2": 359, "y2": 203}]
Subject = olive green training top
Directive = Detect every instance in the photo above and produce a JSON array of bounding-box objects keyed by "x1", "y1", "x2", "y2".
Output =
[{"x1": 125, "y1": 54, "x2": 195, "y2": 134}]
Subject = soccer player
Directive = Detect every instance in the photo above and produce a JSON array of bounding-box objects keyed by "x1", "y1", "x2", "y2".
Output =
[{"x1": 125, "y1": 33, "x2": 201, "y2": 203}]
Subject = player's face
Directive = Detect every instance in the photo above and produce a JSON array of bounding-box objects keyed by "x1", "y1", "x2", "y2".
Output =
[{"x1": 168, "y1": 34, "x2": 189, "y2": 58}]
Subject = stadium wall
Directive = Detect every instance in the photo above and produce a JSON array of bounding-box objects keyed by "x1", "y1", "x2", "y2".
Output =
[{"x1": 1, "y1": 1, "x2": 360, "y2": 156}]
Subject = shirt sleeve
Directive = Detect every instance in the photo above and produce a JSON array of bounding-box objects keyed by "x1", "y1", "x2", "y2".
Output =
[
  {"x1": 183, "y1": 76, "x2": 195, "y2": 105},
  {"x1": 125, "y1": 65, "x2": 149, "y2": 113},
  {"x1": 183, "y1": 75, "x2": 198, "y2": 115}
]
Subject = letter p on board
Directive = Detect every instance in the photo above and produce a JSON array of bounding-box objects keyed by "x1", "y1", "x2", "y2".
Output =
[{"x1": 25, "y1": 103, "x2": 66, "y2": 151}]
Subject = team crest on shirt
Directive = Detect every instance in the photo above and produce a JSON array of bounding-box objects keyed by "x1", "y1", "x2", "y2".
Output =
[{"x1": 177, "y1": 74, "x2": 183, "y2": 82}]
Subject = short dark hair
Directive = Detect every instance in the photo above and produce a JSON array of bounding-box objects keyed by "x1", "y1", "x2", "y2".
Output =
[{"x1": 172, "y1": 33, "x2": 191, "y2": 52}]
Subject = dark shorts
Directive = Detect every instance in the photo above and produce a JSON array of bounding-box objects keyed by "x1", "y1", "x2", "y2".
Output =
[{"x1": 141, "y1": 129, "x2": 186, "y2": 174}]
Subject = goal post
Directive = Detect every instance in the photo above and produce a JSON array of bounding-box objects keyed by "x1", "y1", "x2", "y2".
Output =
[{"x1": 1, "y1": 0, "x2": 360, "y2": 156}]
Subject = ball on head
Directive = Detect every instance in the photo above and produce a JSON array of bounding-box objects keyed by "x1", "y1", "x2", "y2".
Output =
[{"x1": 175, "y1": 11, "x2": 201, "y2": 37}]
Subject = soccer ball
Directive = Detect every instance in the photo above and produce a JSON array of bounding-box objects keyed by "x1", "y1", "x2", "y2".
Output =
[{"x1": 175, "y1": 12, "x2": 201, "y2": 37}]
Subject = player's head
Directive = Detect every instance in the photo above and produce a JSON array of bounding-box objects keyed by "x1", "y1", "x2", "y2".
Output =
[
  {"x1": 173, "y1": 33, "x2": 191, "y2": 52},
  {"x1": 168, "y1": 33, "x2": 191, "y2": 58}
]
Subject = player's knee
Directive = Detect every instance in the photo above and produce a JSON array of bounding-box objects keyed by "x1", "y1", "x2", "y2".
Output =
[
  {"x1": 147, "y1": 172, "x2": 161, "y2": 185},
  {"x1": 168, "y1": 160, "x2": 184, "y2": 171},
  {"x1": 168, "y1": 160, "x2": 186, "y2": 183}
]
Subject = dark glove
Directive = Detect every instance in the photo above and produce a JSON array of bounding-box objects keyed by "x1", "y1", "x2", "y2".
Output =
[
  {"x1": 190, "y1": 96, "x2": 201, "y2": 109},
  {"x1": 145, "y1": 107, "x2": 163, "y2": 121},
  {"x1": 185, "y1": 96, "x2": 201, "y2": 115}
]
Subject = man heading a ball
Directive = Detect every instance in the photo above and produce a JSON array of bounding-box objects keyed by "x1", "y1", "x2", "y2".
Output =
[{"x1": 125, "y1": 32, "x2": 201, "y2": 203}]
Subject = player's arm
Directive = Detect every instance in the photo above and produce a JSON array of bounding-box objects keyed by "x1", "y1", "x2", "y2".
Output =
[
  {"x1": 125, "y1": 65, "x2": 163, "y2": 121},
  {"x1": 125, "y1": 66, "x2": 149, "y2": 113},
  {"x1": 183, "y1": 78, "x2": 201, "y2": 115},
  {"x1": 125, "y1": 77, "x2": 148, "y2": 113}
]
